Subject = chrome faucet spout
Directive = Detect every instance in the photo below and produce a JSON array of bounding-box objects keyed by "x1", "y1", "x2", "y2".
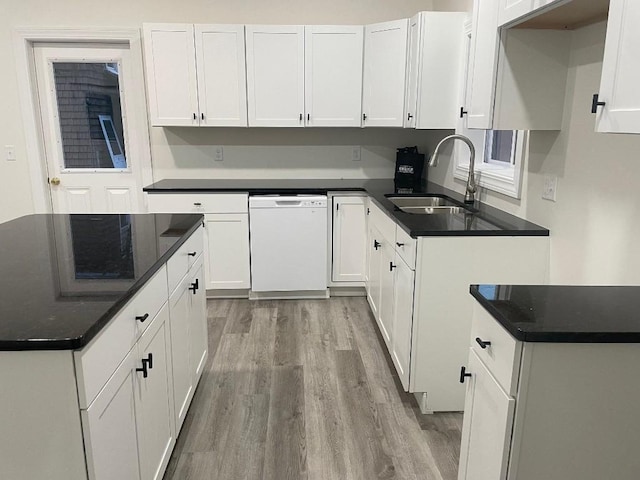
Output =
[{"x1": 429, "y1": 134, "x2": 477, "y2": 204}]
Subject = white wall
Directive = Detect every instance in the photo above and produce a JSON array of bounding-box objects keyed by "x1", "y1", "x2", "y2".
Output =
[
  {"x1": 429, "y1": 21, "x2": 640, "y2": 285},
  {"x1": 1, "y1": 0, "x2": 465, "y2": 223}
]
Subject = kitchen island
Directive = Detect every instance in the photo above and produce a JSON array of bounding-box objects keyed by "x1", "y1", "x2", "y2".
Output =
[
  {"x1": 459, "y1": 284, "x2": 640, "y2": 480},
  {"x1": 0, "y1": 213, "x2": 207, "y2": 480}
]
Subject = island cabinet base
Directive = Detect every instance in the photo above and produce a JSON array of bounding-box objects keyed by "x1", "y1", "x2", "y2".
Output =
[
  {"x1": 0, "y1": 350, "x2": 87, "y2": 480},
  {"x1": 0, "y1": 222, "x2": 208, "y2": 480},
  {"x1": 459, "y1": 304, "x2": 640, "y2": 480}
]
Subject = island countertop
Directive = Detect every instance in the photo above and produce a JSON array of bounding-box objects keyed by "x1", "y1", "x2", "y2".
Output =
[
  {"x1": 0, "y1": 213, "x2": 203, "y2": 351},
  {"x1": 143, "y1": 178, "x2": 549, "y2": 237},
  {"x1": 471, "y1": 284, "x2": 640, "y2": 343}
]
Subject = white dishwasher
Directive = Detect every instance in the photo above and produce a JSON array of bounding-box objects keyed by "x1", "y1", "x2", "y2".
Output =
[{"x1": 249, "y1": 195, "x2": 328, "y2": 295}]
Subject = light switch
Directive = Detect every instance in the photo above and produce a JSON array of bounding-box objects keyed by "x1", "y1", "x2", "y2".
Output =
[
  {"x1": 542, "y1": 175, "x2": 557, "y2": 201},
  {"x1": 5, "y1": 145, "x2": 16, "y2": 162},
  {"x1": 213, "y1": 146, "x2": 224, "y2": 162},
  {"x1": 351, "y1": 146, "x2": 361, "y2": 161}
]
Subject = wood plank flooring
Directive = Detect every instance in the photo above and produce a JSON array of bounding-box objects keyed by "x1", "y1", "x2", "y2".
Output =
[{"x1": 164, "y1": 297, "x2": 462, "y2": 480}]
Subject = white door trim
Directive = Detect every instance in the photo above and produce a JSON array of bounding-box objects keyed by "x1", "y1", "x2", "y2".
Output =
[{"x1": 13, "y1": 28, "x2": 153, "y2": 213}]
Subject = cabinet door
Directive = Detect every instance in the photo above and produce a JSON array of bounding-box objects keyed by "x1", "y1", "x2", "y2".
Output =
[
  {"x1": 332, "y1": 196, "x2": 367, "y2": 282},
  {"x1": 188, "y1": 262, "x2": 208, "y2": 383},
  {"x1": 465, "y1": 0, "x2": 500, "y2": 129},
  {"x1": 82, "y1": 350, "x2": 141, "y2": 480},
  {"x1": 378, "y1": 238, "x2": 395, "y2": 348},
  {"x1": 143, "y1": 24, "x2": 199, "y2": 127},
  {"x1": 391, "y1": 254, "x2": 414, "y2": 391},
  {"x1": 404, "y1": 14, "x2": 421, "y2": 129},
  {"x1": 168, "y1": 276, "x2": 193, "y2": 433},
  {"x1": 362, "y1": 19, "x2": 409, "y2": 127},
  {"x1": 596, "y1": 0, "x2": 640, "y2": 134},
  {"x1": 195, "y1": 25, "x2": 248, "y2": 127},
  {"x1": 498, "y1": 0, "x2": 533, "y2": 26},
  {"x1": 367, "y1": 225, "x2": 382, "y2": 319},
  {"x1": 135, "y1": 305, "x2": 174, "y2": 480},
  {"x1": 204, "y1": 213, "x2": 251, "y2": 290},
  {"x1": 305, "y1": 26, "x2": 364, "y2": 127},
  {"x1": 246, "y1": 25, "x2": 305, "y2": 127},
  {"x1": 458, "y1": 349, "x2": 515, "y2": 480}
]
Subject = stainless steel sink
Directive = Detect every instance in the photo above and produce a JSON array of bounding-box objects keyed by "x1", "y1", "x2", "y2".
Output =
[{"x1": 386, "y1": 195, "x2": 475, "y2": 215}]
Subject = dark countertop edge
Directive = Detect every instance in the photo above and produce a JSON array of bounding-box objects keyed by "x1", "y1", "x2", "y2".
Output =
[
  {"x1": 5, "y1": 214, "x2": 204, "y2": 352},
  {"x1": 469, "y1": 286, "x2": 640, "y2": 343},
  {"x1": 144, "y1": 180, "x2": 549, "y2": 238}
]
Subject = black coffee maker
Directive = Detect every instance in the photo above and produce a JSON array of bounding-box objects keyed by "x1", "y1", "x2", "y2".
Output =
[{"x1": 394, "y1": 146, "x2": 426, "y2": 191}]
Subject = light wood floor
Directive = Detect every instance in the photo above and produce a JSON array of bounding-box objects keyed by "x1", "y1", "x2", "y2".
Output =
[{"x1": 164, "y1": 297, "x2": 462, "y2": 480}]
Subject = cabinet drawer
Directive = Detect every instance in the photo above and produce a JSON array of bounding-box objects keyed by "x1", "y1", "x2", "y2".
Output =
[
  {"x1": 167, "y1": 225, "x2": 204, "y2": 294},
  {"x1": 395, "y1": 225, "x2": 417, "y2": 269},
  {"x1": 75, "y1": 265, "x2": 169, "y2": 409},
  {"x1": 470, "y1": 303, "x2": 522, "y2": 395},
  {"x1": 369, "y1": 201, "x2": 396, "y2": 245},
  {"x1": 147, "y1": 193, "x2": 249, "y2": 214}
]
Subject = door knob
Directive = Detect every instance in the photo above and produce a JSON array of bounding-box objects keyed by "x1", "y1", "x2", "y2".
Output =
[{"x1": 50, "y1": 177, "x2": 61, "y2": 186}]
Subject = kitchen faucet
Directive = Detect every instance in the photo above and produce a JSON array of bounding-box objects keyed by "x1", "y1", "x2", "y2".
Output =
[{"x1": 429, "y1": 134, "x2": 477, "y2": 204}]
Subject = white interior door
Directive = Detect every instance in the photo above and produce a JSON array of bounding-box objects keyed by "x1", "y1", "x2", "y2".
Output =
[{"x1": 34, "y1": 44, "x2": 149, "y2": 213}]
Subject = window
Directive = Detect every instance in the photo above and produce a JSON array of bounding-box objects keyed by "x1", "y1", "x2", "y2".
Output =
[{"x1": 453, "y1": 128, "x2": 527, "y2": 199}]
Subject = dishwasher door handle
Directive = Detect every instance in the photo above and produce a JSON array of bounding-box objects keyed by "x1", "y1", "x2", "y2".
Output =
[{"x1": 275, "y1": 200, "x2": 302, "y2": 206}]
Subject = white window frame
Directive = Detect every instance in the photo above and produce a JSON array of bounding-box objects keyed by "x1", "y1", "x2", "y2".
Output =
[{"x1": 453, "y1": 128, "x2": 527, "y2": 199}]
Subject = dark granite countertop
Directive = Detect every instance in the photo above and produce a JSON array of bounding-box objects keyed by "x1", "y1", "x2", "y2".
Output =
[
  {"x1": 471, "y1": 284, "x2": 640, "y2": 343},
  {"x1": 144, "y1": 178, "x2": 548, "y2": 237},
  {"x1": 0, "y1": 213, "x2": 202, "y2": 351}
]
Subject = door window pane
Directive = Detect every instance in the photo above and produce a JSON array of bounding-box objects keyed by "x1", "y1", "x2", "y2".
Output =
[{"x1": 53, "y1": 62, "x2": 127, "y2": 169}]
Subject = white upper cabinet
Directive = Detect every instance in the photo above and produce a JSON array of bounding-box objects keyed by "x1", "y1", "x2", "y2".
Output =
[
  {"x1": 246, "y1": 25, "x2": 305, "y2": 127},
  {"x1": 498, "y1": 0, "x2": 567, "y2": 27},
  {"x1": 466, "y1": 0, "x2": 501, "y2": 129},
  {"x1": 143, "y1": 23, "x2": 247, "y2": 127},
  {"x1": 362, "y1": 19, "x2": 409, "y2": 127},
  {"x1": 595, "y1": 0, "x2": 640, "y2": 134},
  {"x1": 143, "y1": 24, "x2": 199, "y2": 126},
  {"x1": 305, "y1": 26, "x2": 364, "y2": 127},
  {"x1": 464, "y1": 0, "x2": 570, "y2": 130},
  {"x1": 405, "y1": 12, "x2": 466, "y2": 130},
  {"x1": 195, "y1": 25, "x2": 248, "y2": 127}
]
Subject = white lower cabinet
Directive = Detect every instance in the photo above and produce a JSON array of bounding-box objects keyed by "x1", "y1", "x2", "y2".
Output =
[
  {"x1": 82, "y1": 349, "x2": 141, "y2": 480},
  {"x1": 188, "y1": 262, "x2": 208, "y2": 381},
  {"x1": 147, "y1": 193, "x2": 251, "y2": 292},
  {"x1": 378, "y1": 239, "x2": 395, "y2": 348},
  {"x1": 366, "y1": 224, "x2": 382, "y2": 318},
  {"x1": 390, "y1": 253, "x2": 415, "y2": 390},
  {"x1": 83, "y1": 304, "x2": 175, "y2": 480},
  {"x1": 458, "y1": 349, "x2": 515, "y2": 480},
  {"x1": 135, "y1": 306, "x2": 174, "y2": 480},
  {"x1": 205, "y1": 213, "x2": 250, "y2": 289},
  {"x1": 332, "y1": 195, "x2": 367, "y2": 283}
]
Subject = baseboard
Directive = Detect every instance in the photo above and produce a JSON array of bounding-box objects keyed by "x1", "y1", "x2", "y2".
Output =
[
  {"x1": 206, "y1": 289, "x2": 250, "y2": 299},
  {"x1": 329, "y1": 286, "x2": 367, "y2": 297},
  {"x1": 249, "y1": 289, "x2": 330, "y2": 301}
]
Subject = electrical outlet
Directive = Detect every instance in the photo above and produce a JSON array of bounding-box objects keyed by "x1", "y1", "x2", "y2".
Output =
[
  {"x1": 213, "y1": 146, "x2": 224, "y2": 162},
  {"x1": 5, "y1": 145, "x2": 16, "y2": 162},
  {"x1": 542, "y1": 175, "x2": 557, "y2": 201},
  {"x1": 351, "y1": 146, "x2": 361, "y2": 161}
]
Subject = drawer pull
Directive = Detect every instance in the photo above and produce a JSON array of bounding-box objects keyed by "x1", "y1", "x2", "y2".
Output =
[
  {"x1": 475, "y1": 337, "x2": 492, "y2": 349},
  {"x1": 136, "y1": 361, "x2": 148, "y2": 379},
  {"x1": 143, "y1": 353, "x2": 153, "y2": 370},
  {"x1": 188, "y1": 252, "x2": 197, "y2": 257},
  {"x1": 189, "y1": 278, "x2": 199, "y2": 294},
  {"x1": 193, "y1": 202, "x2": 202, "y2": 206},
  {"x1": 389, "y1": 262, "x2": 396, "y2": 272},
  {"x1": 135, "y1": 313, "x2": 149, "y2": 323},
  {"x1": 459, "y1": 366, "x2": 472, "y2": 384},
  {"x1": 396, "y1": 242, "x2": 405, "y2": 247}
]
